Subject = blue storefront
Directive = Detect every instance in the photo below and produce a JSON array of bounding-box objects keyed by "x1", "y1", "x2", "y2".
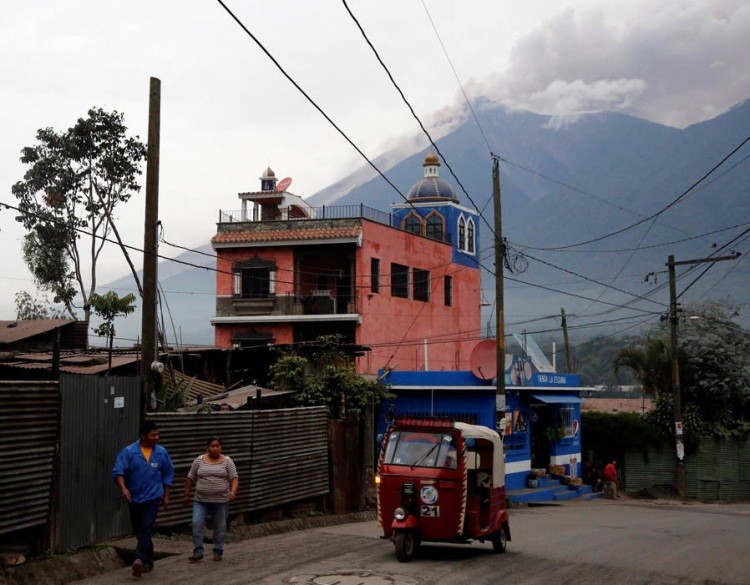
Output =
[{"x1": 379, "y1": 363, "x2": 591, "y2": 491}]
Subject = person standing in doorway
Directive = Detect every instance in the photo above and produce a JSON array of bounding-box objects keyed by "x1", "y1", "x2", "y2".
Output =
[
  {"x1": 183, "y1": 436, "x2": 239, "y2": 562},
  {"x1": 112, "y1": 421, "x2": 175, "y2": 578},
  {"x1": 603, "y1": 458, "x2": 619, "y2": 499}
]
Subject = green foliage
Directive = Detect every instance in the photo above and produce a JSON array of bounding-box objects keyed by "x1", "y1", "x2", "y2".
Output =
[
  {"x1": 22, "y1": 229, "x2": 77, "y2": 317},
  {"x1": 14, "y1": 291, "x2": 66, "y2": 320},
  {"x1": 582, "y1": 411, "x2": 662, "y2": 462},
  {"x1": 12, "y1": 107, "x2": 146, "y2": 320},
  {"x1": 268, "y1": 335, "x2": 391, "y2": 422},
  {"x1": 89, "y1": 290, "x2": 136, "y2": 374},
  {"x1": 90, "y1": 291, "x2": 136, "y2": 339},
  {"x1": 613, "y1": 336, "x2": 671, "y2": 395},
  {"x1": 613, "y1": 300, "x2": 750, "y2": 440},
  {"x1": 154, "y1": 378, "x2": 189, "y2": 412}
]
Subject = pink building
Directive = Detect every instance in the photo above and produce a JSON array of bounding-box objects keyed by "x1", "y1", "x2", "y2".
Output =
[{"x1": 211, "y1": 155, "x2": 482, "y2": 375}]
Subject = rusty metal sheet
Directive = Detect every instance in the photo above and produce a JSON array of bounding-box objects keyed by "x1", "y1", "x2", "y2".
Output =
[{"x1": 0, "y1": 381, "x2": 59, "y2": 536}]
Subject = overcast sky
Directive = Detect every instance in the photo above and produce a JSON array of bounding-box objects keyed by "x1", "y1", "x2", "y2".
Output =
[{"x1": 1, "y1": 0, "x2": 748, "y2": 320}]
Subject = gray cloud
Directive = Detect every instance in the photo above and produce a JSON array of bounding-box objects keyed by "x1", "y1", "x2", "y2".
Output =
[{"x1": 475, "y1": 1, "x2": 750, "y2": 128}]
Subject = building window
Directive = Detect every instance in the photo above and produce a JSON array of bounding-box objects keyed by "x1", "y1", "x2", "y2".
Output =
[
  {"x1": 558, "y1": 407, "x2": 575, "y2": 439},
  {"x1": 233, "y1": 259, "x2": 276, "y2": 298},
  {"x1": 458, "y1": 216, "x2": 466, "y2": 250},
  {"x1": 413, "y1": 268, "x2": 430, "y2": 302},
  {"x1": 403, "y1": 213, "x2": 423, "y2": 235},
  {"x1": 466, "y1": 218, "x2": 475, "y2": 254},
  {"x1": 239, "y1": 267, "x2": 273, "y2": 298},
  {"x1": 371, "y1": 258, "x2": 380, "y2": 293},
  {"x1": 426, "y1": 211, "x2": 444, "y2": 241},
  {"x1": 444, "y1": 275, "x2": 452, "y2": 306},
  {"x1": 391, "y1": 263, "x2": 409, "y2": 298}
]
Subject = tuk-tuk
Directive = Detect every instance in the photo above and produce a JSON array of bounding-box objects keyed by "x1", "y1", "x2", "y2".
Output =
[{"x1": 376, "y1": 416, "x2": 511, "y2": 562}]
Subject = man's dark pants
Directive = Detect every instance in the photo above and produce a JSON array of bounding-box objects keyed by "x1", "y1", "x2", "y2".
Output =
[{"x1": 129, "y1": 499, "x2": 161, "y2": 568}]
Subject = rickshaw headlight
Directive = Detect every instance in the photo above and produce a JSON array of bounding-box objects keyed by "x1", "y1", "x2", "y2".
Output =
[{"x1": 393, "y1": 507, "x2": 407, "y2": 521}]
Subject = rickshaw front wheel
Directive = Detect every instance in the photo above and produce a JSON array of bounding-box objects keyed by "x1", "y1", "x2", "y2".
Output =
[
  {"x1": 394, "y1": 530, "x2": 415, "y2": 562},
  {"x1": 491, "y1": 525, "x2": 508, "y2": 553}
]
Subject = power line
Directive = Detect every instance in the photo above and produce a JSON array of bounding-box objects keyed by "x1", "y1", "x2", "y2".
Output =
[
  {"x1": 341, "y1": 0, "x2": 496, "y2": 239},
  {"x1": 419, "y1": 0, "x2": 494, "y2": 155},
  {"x1": 516, "y1": 221, "x2": 750, "y2": 254},
  {"x1": 507, "y1": 135, "x2": 750, "y2": 251}
]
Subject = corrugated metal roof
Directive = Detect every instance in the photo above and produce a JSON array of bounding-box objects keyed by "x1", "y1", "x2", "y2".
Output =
[
  {"x1": 201, "y1": 384, "x2": 294, "y2": 410},
  {"x1": 212, "y1": 224, "x2": 362, "y2": 245},
  {"x1": 0, "y1": 351, "x2": 140, "y2": 374},
  {"x1": 0, "y1": 319, "x2": 75, "y2": 344}
]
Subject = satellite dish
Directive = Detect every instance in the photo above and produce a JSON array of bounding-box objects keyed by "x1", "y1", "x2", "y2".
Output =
[
  {"x1": 470, "y1": 339, "x2": 497, "y2": 381},
  {"x1": 276, "y1": 177, "x2": 292, "y2": 192}
]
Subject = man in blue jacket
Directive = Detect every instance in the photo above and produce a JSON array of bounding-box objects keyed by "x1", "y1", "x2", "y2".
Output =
[{"x1": 113, "y1": 421, "x2": 174, "y2": 578}]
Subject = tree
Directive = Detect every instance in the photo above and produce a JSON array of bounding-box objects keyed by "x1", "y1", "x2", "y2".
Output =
[
  {"x1": 12, "y1": 107, "x2": 147, "y2": 321},
  {"x1": 268, "y1": 335, "x2": 390, "y2": 422},
  {"x1": 89, "y1": 291, "x2": 137, "y2": 374},
  {"x1": 613, "y1": 336, "x2": 671, "y2": 396},
  {"x1": 613, "y1": 300, "x2": 750, "y2": 438},
  {"x1": 14, "y1": 291, "x2": 67, "y2": 320}
]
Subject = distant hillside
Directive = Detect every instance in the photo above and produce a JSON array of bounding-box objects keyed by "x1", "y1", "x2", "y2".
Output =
[
  {"x1": 101, "y1": 244, "x2": 216, "y2": 347},
  {"x1": 308, "y1": 100, "x2": 750, "y2": 330},
  {"x1": 103, "y1": 100, "x2": 750, "y2": 346}
]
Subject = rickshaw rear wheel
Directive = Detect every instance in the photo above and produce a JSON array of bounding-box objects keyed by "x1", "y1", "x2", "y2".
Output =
[
  {"x1": 394, "y1": 530, "x2": 415, "y2": 562},
  {"x1": 491, "y1": 525, "x2": 508, "y2": 553}
]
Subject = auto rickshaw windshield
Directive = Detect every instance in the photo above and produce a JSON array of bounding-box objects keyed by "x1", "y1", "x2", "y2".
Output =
[{"x1": 384, "y1": 431, "x2": 457, "y2": 469}]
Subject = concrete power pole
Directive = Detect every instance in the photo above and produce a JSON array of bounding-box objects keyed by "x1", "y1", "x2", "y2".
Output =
[
  {"x1": 491, "y1": 156, "x2": 505, "y2": 430},
  {"x1": 667, "y1": 252, "x2": 739, "y2": 498},
  {"x1": 141, "y1": 77, "x2": 161, "y2": 416}
]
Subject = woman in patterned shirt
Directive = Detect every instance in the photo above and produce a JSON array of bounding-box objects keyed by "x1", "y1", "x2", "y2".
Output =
[{"x1": 183, "y1": 436, "x2": 239, "y2": 562}]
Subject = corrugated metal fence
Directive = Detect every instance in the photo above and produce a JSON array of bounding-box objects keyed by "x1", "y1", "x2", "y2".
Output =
[
  {"x1": 0, "y1": 381, "x2": 59, "y2": 536},
  {"x1": 57, "y1": 374, "x2": 142, "y2": 551},
  {"x1": 150, "y1": 407, "x2": 330, "y2": 527},
  {"x1": 625, "y1": 438, "x2": 750, "y2": 502}
]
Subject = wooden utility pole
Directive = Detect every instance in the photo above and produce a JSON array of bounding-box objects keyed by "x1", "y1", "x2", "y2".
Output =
[
  {"x1": 561, "y1": 307, "x2": 573, "y2": 373},
  {"x1": 667, "y1": 251, "x2": 739, "y2": 498},
  {"x1": 141, "y1": 77, "x2": 161, "y2": 416},
  {"x1": 491, "y1": 156, "x2": 505, "y2": 429}
]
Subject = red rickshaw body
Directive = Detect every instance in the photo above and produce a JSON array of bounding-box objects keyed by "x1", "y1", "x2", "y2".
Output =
[{"x1": 376, "y1": 416, "x2": 510, "y2": 561}]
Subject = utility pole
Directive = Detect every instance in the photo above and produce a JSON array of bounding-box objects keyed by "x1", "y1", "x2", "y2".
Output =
[
  {"x1": 141, "y1": 77, "x2": 161, "y2": 417},
  {"x1": 491, "y1": 155, "x2": 505, "y2": 431},
  {"x1": 560, "y1": 307, "x2": 573, "y2": 373},
  {"x1": 667, "y1": 252, "x2": 740, "y2": 498}
]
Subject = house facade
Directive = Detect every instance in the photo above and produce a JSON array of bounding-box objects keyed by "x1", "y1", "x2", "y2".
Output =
[{"x1": 210, "y1": 155, "x2": 482, "y2": 375}]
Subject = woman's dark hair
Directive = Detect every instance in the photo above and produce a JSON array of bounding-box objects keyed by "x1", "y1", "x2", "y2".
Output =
[{"x1": 206, "y1": 436, "x2": 222, "y2": 447}]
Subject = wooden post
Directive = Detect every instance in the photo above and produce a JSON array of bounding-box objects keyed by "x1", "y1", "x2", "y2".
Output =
[{"x1": 141, "y1": 77, "x2": 161, "y2": 416}]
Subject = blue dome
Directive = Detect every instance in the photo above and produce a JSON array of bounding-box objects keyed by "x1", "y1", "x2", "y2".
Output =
[
  {"x1": 407, "y1": 177, "x2": 458, "y2": 202},
  {"x1": 407, "y1": 153, "x2": 458, "y2": 202}
]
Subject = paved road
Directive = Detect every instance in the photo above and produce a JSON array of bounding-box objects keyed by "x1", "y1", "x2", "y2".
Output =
[{"x1": 76, "y1": 499, "x2": 750, "y2": 585}]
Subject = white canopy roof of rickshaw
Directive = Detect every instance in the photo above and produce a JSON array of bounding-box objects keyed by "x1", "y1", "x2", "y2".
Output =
[
  {"x1": 454, "y1": 422, "x2": 505, "y2": 486},
  {"x1": 454, "y1": 422, "x2": 502, "y2": 445}
]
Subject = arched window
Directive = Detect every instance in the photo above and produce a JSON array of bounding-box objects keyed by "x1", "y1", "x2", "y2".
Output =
[
  {"x1": 403, "y1": 213, "x2": 423, "y2": 235},
  {"x1": 426, "y1": 211, "x2": 444, "y2": 241},
  {"x1": 466, "y1": 218, "x2": 475, "y2": 254},
  {"x1": 458, "y1": 216, "x2": 466, "y2": 250}
]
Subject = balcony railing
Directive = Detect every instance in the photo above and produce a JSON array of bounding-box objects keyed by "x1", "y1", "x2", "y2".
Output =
[
  {"x1": 217, "y1": 293, "x2": 359, "y2": 319},
  {"x1": 219, "y1": 204, "x2": 393, "y2": 228}
]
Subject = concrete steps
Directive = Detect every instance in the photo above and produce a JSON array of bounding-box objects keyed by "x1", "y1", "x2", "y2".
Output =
[{"x1": 507, "y1": 476, "x2": 600, "y2": 504}]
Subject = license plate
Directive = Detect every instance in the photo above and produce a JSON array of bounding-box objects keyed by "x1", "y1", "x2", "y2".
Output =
[{"x1": 420, "y1": 505, "x2": 440, "y2": 517}]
